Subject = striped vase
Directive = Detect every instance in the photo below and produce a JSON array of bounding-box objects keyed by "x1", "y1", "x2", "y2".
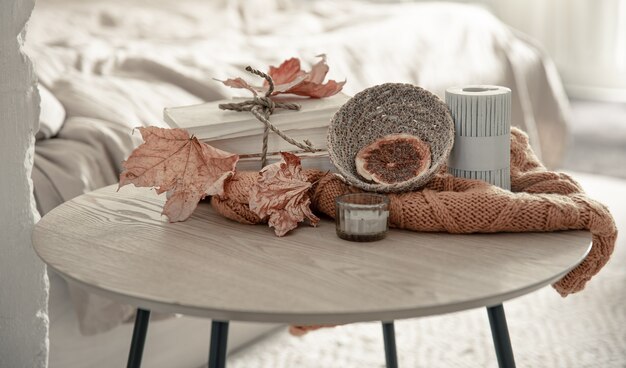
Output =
[{"x1": 445, "y1": 86, "x2": 512, "y2": 190}]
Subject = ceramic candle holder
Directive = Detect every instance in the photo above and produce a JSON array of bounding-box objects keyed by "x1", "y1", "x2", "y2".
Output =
[
  {"x1": 445, "y1": 85, "x2": 512, "y2": 190},
  {"x1": 335, "y1": 193, "x2": 390, "y2": 242}
]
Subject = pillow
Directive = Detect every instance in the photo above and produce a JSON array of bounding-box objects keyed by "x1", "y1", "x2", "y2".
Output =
[{"x1": 36, "y1": 84, "x2": 66, "y2": 140}]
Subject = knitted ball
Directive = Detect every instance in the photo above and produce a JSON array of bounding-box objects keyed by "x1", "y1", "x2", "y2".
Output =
[{"x1": 327, "y1": 83, "x2": 455, "y2": 193}]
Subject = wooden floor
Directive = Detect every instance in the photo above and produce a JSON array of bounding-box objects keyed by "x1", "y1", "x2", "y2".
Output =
[{"x1": 563, "y1": 99, "x2": 626, "y2": 179}]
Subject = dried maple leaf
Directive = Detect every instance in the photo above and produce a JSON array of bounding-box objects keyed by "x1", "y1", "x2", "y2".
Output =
[
  {"x1": 249, "y1": 152, "x2": 319, "y2": 236},
  {"x1": 119, "y1": 127, "x2": 239, "y2": 222},
  {"x1": 220, "y1": 77, "x2": 259, "y2": 96},
  {"x1": 267, "y1": 58, "x2": 306, "y2": 85},
  {"x1": 217, "y1": 73, "x2": 306, "y2": 96},
  {"x1": 286, "y1": 79, "x2": 346, "y2": 98},
  {"x1": 274, "y1": 55, "x2": 346, "y2": 98},
  {"x1": 218, "y1": 54, "x2": 345, "y2": 98}
]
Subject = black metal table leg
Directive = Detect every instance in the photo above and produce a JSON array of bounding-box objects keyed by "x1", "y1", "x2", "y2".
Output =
[
  {"x1": 382, "y1": 321, "x2": 399, "y2": 368},
  {"x1": 487, "y1": 304, "x2": 516, "y2": 368},
  {"x1": 127, "y1": 308, "x2": 151, "y2": 368},
  {"x1": 209, "y1": 320, "x2": 230, "y2": 368}
]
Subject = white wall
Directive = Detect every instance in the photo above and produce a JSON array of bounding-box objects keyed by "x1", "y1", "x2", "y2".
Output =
[
  {"x1": 0, "y1": 0, "x2": 50, "y2": 367},
  {"x1": 490, "y1": 0, "x2": 626, "y2": 101},
  {"x1": 458, "y1": 0, "x2": 626, "y2": 101},
  {"x1": 408, "y1": 0, "x2": 626, "y2": 100}
]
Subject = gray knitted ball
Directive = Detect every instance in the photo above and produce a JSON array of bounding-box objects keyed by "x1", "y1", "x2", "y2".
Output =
[{"x1": 327, "y1": 83, "x2": 455, "y2": 193}]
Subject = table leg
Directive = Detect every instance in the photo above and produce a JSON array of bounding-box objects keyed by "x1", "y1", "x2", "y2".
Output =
[
  {"x1": 127, "y1": 308, "x2": 151, "y2": 368},
  {"x1": 382, "y1": 321, "x2": 399, "y2": 368},
  {"x1": 487, "y1": 304, "x2": 516, "y2": 368},
  {"x1": 209, "y1": 320, "x2": 230, "y2": 368}
]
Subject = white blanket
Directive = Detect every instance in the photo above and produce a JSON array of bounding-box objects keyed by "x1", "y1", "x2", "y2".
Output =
[{"x1": 27, "y1": 0, "x2": 570, "y2": 334}]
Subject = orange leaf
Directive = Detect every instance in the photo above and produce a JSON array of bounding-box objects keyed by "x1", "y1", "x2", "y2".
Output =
[
  {"x1": 218, "y1": 55, "x2": 345, "y2": 99},
  {"x1": 218, "y1": 77, "x2": 259, "y2": 96},
  {"x1": 249, "y1": 152, "x2": 319, "y2": 236},
  {"x1": 285, "y1": 79, "x2": 347, "y2": 98},
  {"x1": 267, "y1": 58, "x2": 306, "y2": 85},
  {"x1": 281, "y1": 54, "x2": 345, "y2": 98},
  {"x1": 272, "y1": 75, "x2": 309, "y2": 94},
  {"x1": 304, "y1": 54, "x2": 330, "y2": 84},
  {"x1": 119, "y1": 127, "x2": 239, "y2": 222}
]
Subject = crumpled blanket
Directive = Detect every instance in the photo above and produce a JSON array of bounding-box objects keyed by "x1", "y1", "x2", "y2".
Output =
[{"x1": 213, "y1": 128, "x2": 617, "y2": 298}]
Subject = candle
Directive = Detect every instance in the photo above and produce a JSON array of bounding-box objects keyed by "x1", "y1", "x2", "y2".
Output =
[
  {"x1": 335, "y1": 193, "x2": 390, "y2": 242},
  {"x1": 445, "y1": 85, "x2": 512, "y2": 190}
]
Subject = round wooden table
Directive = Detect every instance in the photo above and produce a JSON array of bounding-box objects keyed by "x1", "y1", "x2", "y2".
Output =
[{"x1": 32, "y1": 185, "x2": 591, "y2": 368}]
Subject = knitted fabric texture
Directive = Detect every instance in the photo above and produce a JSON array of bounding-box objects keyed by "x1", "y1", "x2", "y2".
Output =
[
  {"x1": 212, "y1": 128, "x2": 617, "y2": 298},
  {"x1": 327, "y1": 83, "x2": 455, "y2": 193}
]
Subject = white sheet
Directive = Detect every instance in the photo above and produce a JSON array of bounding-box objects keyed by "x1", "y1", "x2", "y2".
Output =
[
  {"x1": 27, "y1": 0, "x2": 571, "y2": 334},
  {"x1": 37, "y1": 84, "x2": 66, "y2": 140}
]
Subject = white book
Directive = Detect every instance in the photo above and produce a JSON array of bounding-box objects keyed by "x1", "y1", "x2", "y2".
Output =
[
  {"x1": 237, "y1": 151, "x2": 337, "y2": 172},
  {"x1": 207, "y1": 125, "x2": 329, "y2": 156},
  {"x1": 164, "y1": 93, "x2": 350, "y2": 142}
]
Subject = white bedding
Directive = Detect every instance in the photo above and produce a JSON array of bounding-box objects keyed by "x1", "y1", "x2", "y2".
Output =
[{"x1": 27, "y1": 0, "x2": 571, "y2": 335}]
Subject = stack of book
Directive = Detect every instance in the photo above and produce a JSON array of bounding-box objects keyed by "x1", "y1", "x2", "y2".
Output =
[{"x1": 163, "y1": 93, "x2": 350, "y2": 171}]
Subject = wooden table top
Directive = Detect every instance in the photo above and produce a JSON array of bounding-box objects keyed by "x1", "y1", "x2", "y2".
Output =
[{"x1": 32, "y1": 185, "x2": 591, "y2": 324}]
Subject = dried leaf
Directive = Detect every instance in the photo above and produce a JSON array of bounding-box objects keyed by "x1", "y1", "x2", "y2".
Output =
[
  {"x1": 217, "y1": 77, "x2": 259, "y2": 96},
  {"x1": 272, "y1": 75, "x2": 308, "y2": 94},
  {"x1": 249, "y1": 152, "x2": 319, "y2": 236},
  {"x1": 305, "y1": 54, "x2": 330, "y2": 84},
  {"x1": 267, "y1": 58, "x2": 306, "y2": 85},
  {"x1": 286, "y1": 79, "x2": 347, "y2": 98},
  {"x1": 284, "y1": 54, "x2": 346, "y2": 97},
  {"x1": 218, "y1": 55, "x2": 345, "y2": 99},
  {"x1": 119, "y1": 127, "x2": 239, "y2": 222}
]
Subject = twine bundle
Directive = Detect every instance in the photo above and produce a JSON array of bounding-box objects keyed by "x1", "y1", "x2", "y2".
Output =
[
  {"x1": 327, "y1": 83, "x2": 455, "y2": 193},
  {"x1": 218, "y1": 66, "x2": 316, "y2": 167}
]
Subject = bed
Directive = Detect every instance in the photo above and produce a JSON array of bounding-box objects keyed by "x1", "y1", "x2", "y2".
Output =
[{"x1": 25, "y1": 0, "x2": 571, "y2": 366}]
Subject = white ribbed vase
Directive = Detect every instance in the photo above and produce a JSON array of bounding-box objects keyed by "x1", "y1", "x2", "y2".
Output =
[{"x1": 445, "y1": 86, "x2": 512, "y2": 190}]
